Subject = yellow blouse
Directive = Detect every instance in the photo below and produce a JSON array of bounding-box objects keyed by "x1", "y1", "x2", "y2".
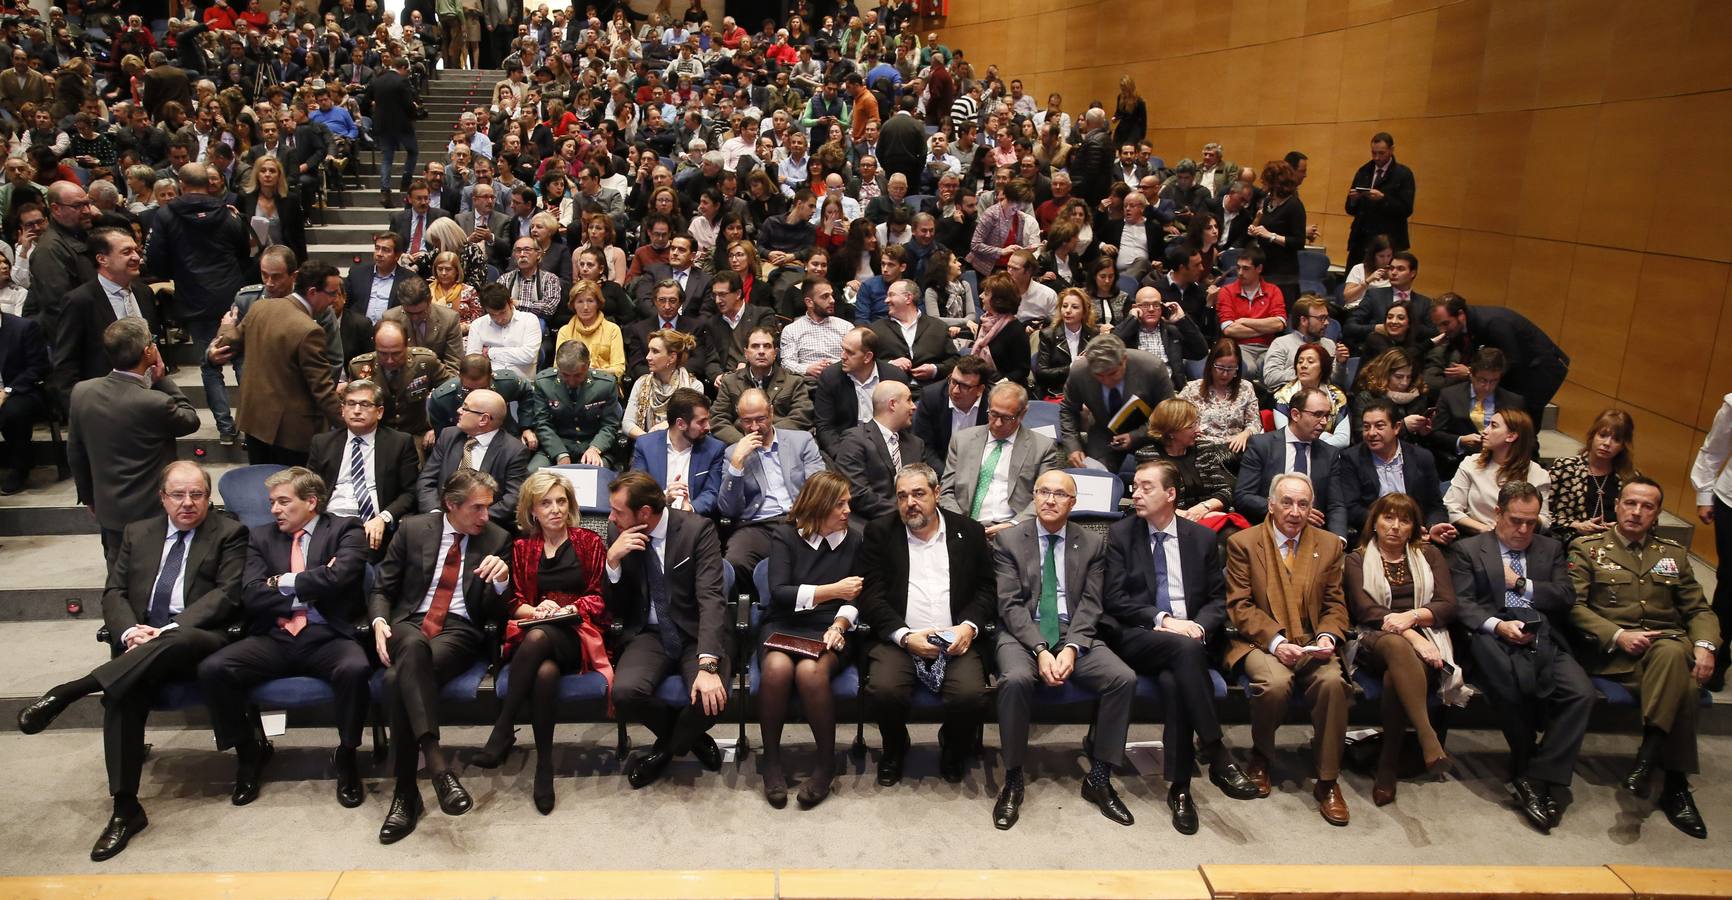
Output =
[{"x1": 553, "y1": 315, "x2": 627, "y2": 381}]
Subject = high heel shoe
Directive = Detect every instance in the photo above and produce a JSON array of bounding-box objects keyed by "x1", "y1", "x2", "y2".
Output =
[
  {"x1": 1373, "y1": 781, "x2": 1397, "y2": 807},
  {"x1": 532, "y1": 764, "x2": 555, "y2": 816},
  {"x1": 1425, "y1": 751, "x2": 1455, "y2": 776},
  {"x1": 471, "y1": 730, "x2": 516, "y2": 769}
]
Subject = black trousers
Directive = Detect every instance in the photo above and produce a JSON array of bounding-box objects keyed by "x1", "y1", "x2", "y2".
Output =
[
  {"x1": 383, "y1": 612, "x2": 485, "y2": 779},
  {"x1": 1506, "y1": 356, "x2": 1569, "y2": 427},
  {"x1": 1713, "y1": 497, "x2": 1732, "y2": 676},
  {"x1": 723, "y1": 519, "x2": 781, "y2": 584},
  {"x1": 612, "y1": 630, "x2": 729, "y2": 757},
  {"x1": 1466, "y1": 629, "x2": 1594, "y2": 785},
  {"x1": 96, "y1": 626, "x2": 227, "y2": 796},
  {"x1": 1112, "y1": 627, "x2": 1224, "y2": 780},
  {"x1": 864, "y1": 641, "x2": 987, "y2": 754},
  {"x1": 0, "y1": 389, "x2": 43, "y2": 474},
  {"x1": 197, "y1": 624, "x2": 372, "y2": 752},
  {"x1": 245, "y1": 436, "x2": 310, "y2": 468}
]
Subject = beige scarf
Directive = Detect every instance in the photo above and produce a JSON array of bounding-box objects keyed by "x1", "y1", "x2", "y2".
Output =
[{"x1": 1352, "y1": 545, "x2": 1474, "y2": 708}]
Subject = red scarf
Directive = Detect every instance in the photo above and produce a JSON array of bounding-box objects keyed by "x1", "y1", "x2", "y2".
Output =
[{"x1": 507, "y1": 531, "x2": 615, "y2": 712}]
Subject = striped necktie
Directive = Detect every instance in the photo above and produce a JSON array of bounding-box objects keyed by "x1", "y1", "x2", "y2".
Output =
[{"x1": 350, "y1": 435, "x2": 375, "y2": 521}]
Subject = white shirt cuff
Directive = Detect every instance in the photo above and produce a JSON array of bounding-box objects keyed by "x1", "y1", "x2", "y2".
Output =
[
  {"x1": 837, "y1": 604, "x2": 858, "y2": 627},
  {"x1": 795, "y1": 584, "x2": 816, "y2": 611},
  {"x1": 891, "y1": 626, "x2": 910, "y2": 647},
  {"x1": 1480, "y1": 617, "x2": 1503, "y2": 634},
  {"x1": 380, "y1": 511, "x2": 394, "y2": 525},
  {"x1": 605, "y1": 563, "x2": 622, "y2": 583},
  {"x1": 120, "y1": 625, "x2": 140, "y2": 645},
  {"x1": 726, "y1": 461, "x2": 746, "y2": 477},
  {"x1": 160, "y1": 622, "x2": 178, "y2": 633},
  {"x1": 1268, "y1": 634, "x2": 1286, "y2": 653},
  {"x1": 278, "y1": 572, "x2": 297, "y2": 595}
]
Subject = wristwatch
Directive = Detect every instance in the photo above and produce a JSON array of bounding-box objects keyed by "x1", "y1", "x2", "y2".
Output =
[
  {"x1": 1032, "y1": 642, "x2": 1049, "y2": 657},
  {"x1": 696, "y1": 659, "x2": 720, "y2": 675}
]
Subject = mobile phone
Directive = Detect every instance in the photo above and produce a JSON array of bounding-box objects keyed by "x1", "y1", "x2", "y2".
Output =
[
  {"x1": 1351, "y1": 186, "x2": 1371, "y2": 193},
  {"x1": 1517, "y1": 619, "x2": 1537, "y2": 634}
]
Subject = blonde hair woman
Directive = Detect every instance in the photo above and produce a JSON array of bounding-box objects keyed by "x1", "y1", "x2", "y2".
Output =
[
  {"x1": 553, "y1": 280, "x2": 626, "y2": 381},
  {"x1": 416, "y1": 216, "x2": 488, "y2": 289},
  {"x1": 622, "y1": 328, "x2": 701, "y2": 437},
  {"x1": 430, "y1": 250, "x2": 482, "y2": 328}
]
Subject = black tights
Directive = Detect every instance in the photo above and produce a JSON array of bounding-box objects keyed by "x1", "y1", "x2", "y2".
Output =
[
  {"x1": 757, "y1": 649, "x2": 843, "y2": 776},
  {"x1": 488, "y1": 628, "x2": 568, "y2": 768}
]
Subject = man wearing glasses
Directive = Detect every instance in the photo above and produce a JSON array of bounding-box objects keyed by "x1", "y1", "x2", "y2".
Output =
[
  {"x1": 1234, "y1": 385, "x2": 1350, "y2": 538},
  {"x1": 416, "y1": 387, "x2": 529, "y2": 529},
  {"x1": 938, "y1": 382, "x2": 1059, "y2": 538},
  {"x1": 22, "y1": 180, "x2": 96, "y2": 339},
  {"x1": 1261, "y1": 295, "x2": 1346, "y2": 391},
  {"x1": 307, "y1": 379, "x2": 421, "y2": 557}
]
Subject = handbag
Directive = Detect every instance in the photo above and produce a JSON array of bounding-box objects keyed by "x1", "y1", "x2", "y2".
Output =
[{"x1": 763, "y1": 631, "x2": 826, "y2": 660}]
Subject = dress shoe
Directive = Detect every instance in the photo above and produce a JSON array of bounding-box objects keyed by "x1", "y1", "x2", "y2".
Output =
[
  {"x1": 90, "y1": 808, "x2": 147, "y2": 861},
  {"x1": 1168, "y1": 787, "x2": 1198, "y2": 835},
  {"x1": 1623, "y1": 756, "x2": 1655, "y2": 798},
  {"x1": 762, "y1": 764, "x2": 788, "y2": 809},
  {"x1": 532, "y1": 765, "x2": 555, "y2": 816},
  {"x1": 378, "y1": 790, "x2": 422, "y2": 844},
  {"x1": 1243, "y1": 753, "x2": 1273, "y2": 798},
  {"x1": 1372, "y1": 782, "x2": 1397, "y2": 807},
  {"x1": 334, "y1": 748, "x2": 364, "y2": 809},
  {"x1": 1511, "y1": 777, "x2": 1552, "y2": 834},
  {"x1": 992, "y1": 783, "x2": 1023, "y2": 830},
  {"x1": 471, "y1": 732, "x2": 516, "y2": 769},
  {"x1": 1426, "y1": 752, "x2": 1456, "y2": 776},
  {"x1": 691, "y1": 734, "x2": 723, "y2": 771},
  {"x1": 1315, "y1": 780, "x2": 1349, "y2": 827},
  {"x1": 379, "y1": 189, "x2": 394, "y2": 209},
  {"x1": 0, "y1": 470, "x2": 25, "y2": 495},
  {"x1": 1660, "y1": 786, "x2": 1708, "y2": 839},
  {"x1": 16, "y1": 694, "x2": 69, "y2": 734},
  {"x1": 1081, "y1": 779, "x2": 1134, "y2": 826},
  {"x1": 626, "y1": 750, "x2": 671, "y2": 789},
  {"x1": 1209, "y1": 761, "x2": 1263, "y2": 800},
  {"x1": 796, "y1": 773, "x2": 833, "y2": 810},
  {"x1": 876, "y1": 750, "x2": 905, "y2": 787},
  {"x1": 231, "y1": 741, "x2": 274, "y2": 806},
  {"x1": 1546, "y1": 794, "x2": 1563, "y2": 829},
  {"x1": 431, "y1": 770, "x2": 471, "y2": 815},
  {"x1": 939, "y1": 746, "x2": 967, "y2": 784}
]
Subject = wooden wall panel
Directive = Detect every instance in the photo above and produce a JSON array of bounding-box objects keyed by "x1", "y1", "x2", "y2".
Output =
[
  {"x1": 1533, "y1": 0, "x2": 1616, "y2": 109},
  {"x1": 1475, "y1": 1, "x2": 1544, "y2": 113},
  {"x1": 1577, "y1": 100, "x2": 1671, "y2": 252},
  {"x1": 1515, "y1": 106, "x2": 1597, "y2": 243},
  {"x1": 1451, "y1": 231, "x2": 1514, "y2": 307},
  {"x1": 1620, "y1": 257, "x2": 1730, "y2": 425},
  {"x1": 1604, "y1": 0, "x2": 1697, "y2": 104},
  {"x1": 1379, "y1": 9, "x2": 1437, "y2": 119},
  {"x1": 1557, "y1": 246, "x2": 1641, "y2": 399},
  {"x1": 1334, "y1": 22, "x2": 1388, "y2": 122},
  {"x1": 1424, "y1": 0, "x2": 1486, "y2": 117}
]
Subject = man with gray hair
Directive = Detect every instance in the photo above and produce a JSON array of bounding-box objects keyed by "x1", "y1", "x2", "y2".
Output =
[
  {"x1": 940, "y1": 381, "x2": 1060, "y2": 537},
  {"x1": 528, "y1": 339, "x2": 621, "y2": 469},
  {"x1": 868, "y1": 277, "x2": 957, "y2": 388},
  {"x1": 1198, "y1": 141, "x2": 1235, "y2": 198},
  {"x1": 835, "y1": 379, "x2": 924, "y2": 521},
  {"x1": 1069, "y1": 106, "x2": 1114, "y2": 205},
  {"x1": 1057, "y1": 333, "x2": 1175, "y2": 472}
]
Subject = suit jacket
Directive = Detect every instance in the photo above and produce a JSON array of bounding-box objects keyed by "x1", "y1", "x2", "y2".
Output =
[
  {"x1": 382, "y1": 303, "x2": 465, "y2": 370},
  {"x1": 102, "y1": 513, "x2": 248, "y2": 638},
  {"x1": 834, "y1": 420, "x2": 925, "y2": 521},
  {"x1": 995, "y1": 519, "x2": 1107, "y2": 650},
  {"x1": 369, "y1": 511, "x2": 513, "y2": 626},
  {"x1": 1110, "y1": 315, "x2": 1208, "y2": 389},
  {"x1": 365, "y1": 69, "x2": 418, "y2": 137},
  {"x1": 634, "y1": 263, "x2": 713, "y2": 318},
  {"x1": 702, "y1": 304, "x2": 778, "y2": 380},
  {"x1": 140, "y1": 65, "x2": 194, "y2": 119},
  {"x1": 1103, "y1": 514, "x2": 1227, "y2": 639},
  {"x1": 68, "y1": 372, "x2": 200, "y2": 529},
  {"x1": 856, "y1": 508, "x2": 997, "y2": 639},
  {"x1": 630, "y1": 431, "x2": 728, "y2": 517},
  {"x1": 286, "y1": 121, "x2": 328, "y2": 175},
  {"x1": 389, "y1": 206, "x2": 455, "y2": 254},
  {"x1": 1223, "y1": 521, "x2": 1350, "y2": 668},
  {"x1": 1232, "y1": 429, "x2": 1350, "y2": 537},
  {"x1": 239, "y1": 189, "x2": 307, "y2": 262},
  {"x1": 1426, "y1": 382, "x2": 1525, "y2": 462},
  {"x1": 1345, "y1": 159, "x2": 1416, "y2": 251},
  {"x1": 221, "y1": 296, "x2": 342, "y2": 451},
  {"x1": 416, "y1": 427, "x2": 530, "y2": 526},
  {"x1": 1463, "y1": 305, "x2": 1569, "y2": 372},
  {"x1": 343, "y1": 265, "x2": 415, "y2": 321},
  {"x1": 1344, "y1": 286, "x2": 1433, "y2": 351},
  {"x1": 307, "y1": 426, "x2": 421, "y2": 525},
  {"x1": 938, "y1": 424, "x2": 1059, "y2": 523},
  {"x1": 623, "y1": 312, "x2": 712, "y2": 382},
  {"x1": 716, "y1": 428, "x2": 827, "y2": 521},
  {"x1": 868, "y1": 314, "x2": 959, "y2": 386},
  {"x1": 247, "y1": 142, "x2": 289, "y2": 165},
  {"x1": 710, "y1": 366, "x2": 813, "y2": 445},
  {"x1": 603, "y1": 508, "x2": 729, "y2": 662},
  {"x1": 0, "y1": 311, "x2": 48, "y2": 404},
  {"x1": 812, "y1": 360, "x2": 912, "y2": 454},
  {"x1": 238, "y1": 514, "x2": 369, "y2": 635},
  {"x1": 456, "y1": 208, "x2": 512, "y2": 266},
  {"x1": 1448, "y1": 530, "x2": 1572, "y2": 634},
  {"x1": 1338, "y1": 440, "x2": 1446, "y2": 533},
  {"x1": 1057, "y1": 348, "x2": 1175, "y2": 461},
  {"x1": 910, "y1": 378, "x2": 987, "y2": 474},
  {"x1": 52, "y1": 278, "x2": 161, "y2": 405}
]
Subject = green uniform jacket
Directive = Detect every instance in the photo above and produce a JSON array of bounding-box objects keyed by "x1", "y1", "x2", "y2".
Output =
[
  {"x1": 347, "y1": 347, "x2": 448, "y2": 438},
  {"x1": 1567, "y1": 530, "x2": 1719, "y2": 677},
  {"x1": 425, "y1": 369, "x2": 532, "y2": 435},
  {"x1": 529, "y1": 367, "x2": 621, "y2": 462}
]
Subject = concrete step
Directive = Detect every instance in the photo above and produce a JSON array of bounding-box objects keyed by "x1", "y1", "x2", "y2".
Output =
[
  {"x1": 0, "y1": 463, "x2": 246, "y2": 537},
  {"x1": 0, "y1": 533, "x2": 107, "y2": 619},
  {"x1": 306, "y1": 244, "x2": 376, "y2": 268},
  {"x1": 30, "y1": 407, "x2": 248, "y2": 466},
  {"x1": 319, "y1": 206, "x2": 396, "y2": 226}
]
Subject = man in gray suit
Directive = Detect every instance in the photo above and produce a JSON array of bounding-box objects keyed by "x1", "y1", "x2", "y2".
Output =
[
  {"x1": 990, "y1": 469, "x2": 1137, "y2": 831},
  {"x1": 454, "y1": 182, "x2": 511, "y2": 271},
  {"x1": 835, "y1": 381, "x2": 925, "y2": 521},
  {"x1": 940, "y1": 382, "x2": 1060, "y2": 538},
  {"x1": 68, "y1": 319, "x2": 201, "y2": 567},
  {"x1": 715, "y1": 389, "x2": 827, "y2": 574},
  {"x1": 1058, "y1": 334, "x2": 1175, "y2": 472}
]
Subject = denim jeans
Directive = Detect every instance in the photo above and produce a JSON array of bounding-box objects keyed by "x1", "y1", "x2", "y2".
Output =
[
  {"x1": 378, "y1": 130, "x2": 419, "y2": 193},
  {"x1": 186, "y1": 317, "x2": 234, "y2": 436}
]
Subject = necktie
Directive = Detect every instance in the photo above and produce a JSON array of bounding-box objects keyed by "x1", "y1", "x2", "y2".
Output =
[
  {"x1": 1505, "y1": 550, "x2": 1529, "y2": 609},
  {"x1": 463, "y1": 437, "x2": 480, "y2": 470},
  {"x1": 886, "y1": 430, "x2": 902, "y2": 473},
  {"x1": 1151, "y1": 531, "x2": 1173, "y2": 617},
  {"x1": 1292, "y1": 441, "x2": 1310, "y2": 475},
  {"x1": 1006, "y1": 208, "x2": 1021, "y2": 248},
  {"x1": 414, "y1": 318, "x2": 428, "y2": 343},
  {"x1": 1038, "y1": 533, "x2": 1061, "y2": 645},
  {"x1": 279, "y1": 529, "x2": 308, "y2": 637},
  {"x1": 411, "y1": 214, "x2": 424, "y2": 253},
  {"x1": 646, "y1": 543, "x2": 681, "y2": 660},
  {"x1": 969, "y1": 439, "x2": 1006, "y2": 518},
  {"x1": 676, "y1": 269, "x2": 688, "y2": 291},
  {"x1": 421, "y1": 532, "x2": 463, "y2": 637},
  {"x1": 350, "y1": 436, "x2": 376, "y2": 522},
  {"x1": 114, "y1": 287, "x2": 139, "y2": 320},
  {"x1": 1281, "y1": 537, "x2": 1297, "y2": 572},
  {"x1": 1104, "y1": 385, "x2": 1120, "y2": 414},
  {"x1": 146, "y1": 531, "x2": 188, "y2": 628},
  {"x1": 1469, "y1": 396, "x2": 1486, "y2": 430}
]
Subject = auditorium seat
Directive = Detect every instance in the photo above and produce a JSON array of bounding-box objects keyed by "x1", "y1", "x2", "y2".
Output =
[
  {"x1": 217, "y1": 464, "x2": 287, "y2": 529},
  {"x1": 738, "y1": 561, "x2": 864, "y2": 760}
]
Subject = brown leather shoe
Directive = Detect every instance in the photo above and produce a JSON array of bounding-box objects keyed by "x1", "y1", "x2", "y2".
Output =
[
  {"x1": 1372, "y1": 782, "x2": 1396, "y2": 807},
  {"x1": 1315, "y1": 780, "x2": 1349, "y2": 826},
  {"x1": 1244, "y1": 753, "x2": 1272, "y2": 798}
]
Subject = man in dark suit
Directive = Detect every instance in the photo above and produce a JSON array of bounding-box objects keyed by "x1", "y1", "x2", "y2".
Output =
[
  {"x1": 868, "y1": 278, "x2": 959, "y2": 389},
  {"x1": 1233, "y1": 386, "x2": 1350, "y2": 537},
  {"x1": 365, "y1": 55, "x2": 419, "y2": 205},
  {"x1": 1093, "y1": 192, "x2": 1164, "y2": 282},
  {"x1": 1342, "y1": 251, "x2": 1432, "y2": 353},
  {"x1": 196, "y1": 468, "x2": 372, "y2": 809},
  {"x1": 416, "y1": 387, "x2": 529, "y2": 528},
  {"x1": 629, "y1": 388, "x2": 727, "y2": 517},
  {"x1": 139, "y1": 52, "x2": 193, "y2": 120},
  {"x1": 1345, "y1": 131, "x2": 1416, "y2": 265},
  {"x1": 701, "y1": 270, "x2": 777, "y2": 382},
  {"x1": 1430, "y1": 294, "x2": 1568, "y2": 427},
  {"x1": 0, "y1": 309, "x2": 49, "y2": 495},
  {"x1": 910, "y1": 356, "x2": 991, "y2": 476},
  {"x1": 308, "y1": 380, "x2": 421, "y2": 557},
  {"x1": 623, "y1": 279, "x2": 712, "y2": 383},
  {"x1": 812, "y1": 325, "x2": 913, "y2": 456},
  {"x1": 246, "y1": 117, "x2": 290, "y2": 166},
  {"x1": 68, "y1": 319, "x2": 200, "y2": 565},
  {"x1": 1448, "y1": 480, "x2": 1593, "y2": 834},
  {"x1": 990, "y1": 470, "x2": 1139, "y2": 830},
  {"x1": 1104, "y1": 459, "x2": 1264, "y2": 832},
  {"x1": 1143, "y1": 243, "x2": 1218, "y2": 343},
  {"x1": 15, "y1": 462, "x2": 246, "y2": 861},
  {"x1": 390, "y1": 178, "x2": 455, "y2": 261},
  {"x1": 857, "y1": 463, "x2": 996, "y2": 785},
  {"x1": 835, "y1": 381, "x2": 925, "y2": 521},
  {"x1": 1058, "y1": 334, "x2": 1175, "y2": 472},
  {"x1": 422, "y1": 162, "x2": 464, "y2": 216},
  {"x1": 285, "y1": 101, "x2": 329, "y2": 200},
  {"x1": 633, "y1": 235, "x2": 713, "y2": 317},
  {"x1": 51, "y1": 227, "x2": 160, "y2": 415},
  {"x1": 1425, "y1": 348, "x2": 1526, "y2": 478},
  {"x1": 1217, "y1": 180, "x2": 1255, "y2": 252},
  {"x1": 601, "y1": 471, "x2": 730, "y2": 789},
  {"x1": 1339, "y1": 400, "x2": 1454, "y2": 543},
  {"x1": 370, "y1": 468, "x2": 513, "y2": 843},
  {"x1": 454, "y1": 182, "x2": 510, "y2": 269},
  {"x1": 345, "y1": 233, "x2": 415, "y2": 326},
  {"x1": 381, "y1": 278, "x2": 465, "y2": 371}
]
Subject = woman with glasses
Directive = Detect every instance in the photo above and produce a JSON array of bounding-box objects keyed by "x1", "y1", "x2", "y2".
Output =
[{"x1": 1179, "y1": 338, "x2": 1261, "y2": 457}]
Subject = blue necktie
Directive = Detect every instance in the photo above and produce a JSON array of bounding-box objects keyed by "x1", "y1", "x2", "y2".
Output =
[
  {"x1": 1151, "y1": 531, "x2": 1173, "y2": 616},
  {"x1": 646, "y1": 544, "x2": 681, "y2": 661},
  {"x1": 350, "y1": 436, "x2": 376, "y2": 522},
  {"x1": 148, "y1": 531, "x2": 189, "y2": 627},
  {"x1": 1505, "y1": 551, "x2": 1529, "y2": 609},
  {"x1": 1292, "y1": 441, "x2": 1310, "y2": 475}
]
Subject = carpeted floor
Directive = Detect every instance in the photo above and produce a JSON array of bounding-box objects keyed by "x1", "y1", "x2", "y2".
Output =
[{"x1": 1, "y1": 723, "x2": 1727, "y2": 875}]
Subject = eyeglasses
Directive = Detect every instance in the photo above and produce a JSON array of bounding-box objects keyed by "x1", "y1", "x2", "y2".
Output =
[
  {"x1": 1210, "y1": 364, "x2": 1239, "y2": 374},
  {"x1": 985, "y1": 410, "x2": 1020, "y2": 423},
  {"x1": 341, "y1": 399, "x2": 379, "y2": 409},
  {"x1": 163, "y1": 491, "x2": 209, "y2": 502},
  {"x1": 1033, "y1": 488, "x2": 1075, "y2": 501}
]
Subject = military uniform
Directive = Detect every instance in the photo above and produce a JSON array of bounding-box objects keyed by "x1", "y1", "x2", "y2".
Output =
[
  {"x1": 527, "y1": 366, "x2": 623, "y2": 470},
  {"x1": 346, "y1": 347, "x2": 448, "y2": 440},
  {"x1": 425, "y1": 368, "x2": 533, "y2": 437},
  {"x1": 1568, "y1": 530, "x2": 1719, "y2": 773}
]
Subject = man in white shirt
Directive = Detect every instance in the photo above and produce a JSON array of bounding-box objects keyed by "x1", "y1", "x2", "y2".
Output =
[
  {"x1": 779, "y1": 277, "x2": 853, "y2": 378},
  {"x1": 1007, "y1": 248, "x2": 1057, "y2": 323},
  {"x1": 1690, "y1": 391, "x2": 1732, "y2": 686},
  {"x1": 464, "y1": 281, "x2": 541, "y2": 381},
  {"x1": 448, "y1": 112, "x2": 493, "y2": 160}
]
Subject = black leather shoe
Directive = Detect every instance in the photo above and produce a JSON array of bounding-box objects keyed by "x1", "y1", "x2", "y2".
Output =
[
  {"x1": 334, "y1": 748, "x2": 363, "y2": 809},
  {"x1": 471, "y1": 732, "x2": 515, "y2": 769},
  {"x1": 431, "y1": 770, "x2": 471, "y2": 816},
  {"x1": 626, "y1": 750, "x2": 671, "y2": 789},
  {"x1": 90, "y1": 808, "x2": 147, "y2": 861},
  {"x1": 992, "y1": 783, "x2": 1023, "y2": 830},
  {"x1": 1623, "y1": 756, "x2": 1655, "y2": 798},
  {"x1": 691, "y1": 734, "x2": 723, "y2": 771},
  {"x1": 1546, "y1": 793, "x2": 1563, "y2": 829},
  {"x1": 1660, "y1": 786, "x2": 1708, "y2": 839},
  {"x1": 231, "y1": 741, "x2": 273, "y2": 806},
  {"x1": 1168, "y1": 787, "x2": 1199, "y2": 835},
  {"x1": 1082, "y1": 780, "x2": 1134, "y2": 826},
  {"x1": 533, "y1": 765, "x2": 555, "y2": 816},
  {"x1": 1511, "y1": 777, "x2": 1552, "y2": 834},
  {"x1": 876, "y1": 750, "x2": 905, "y2": 787},
  {"x1": 1209, "y1": 761, "x2": 1262, "y2": 800},
  {"x1": 378, "y1": 790, "x2": 422, "y2": 844},
  {"x1": 939, "y1": 747, "x2": 966, "y2": 784},
  {"x1": 17, "y1": 694, "x2": 69, "y2": 735}
]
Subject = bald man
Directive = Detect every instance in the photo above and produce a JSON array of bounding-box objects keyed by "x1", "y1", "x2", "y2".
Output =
[
  {"x1": 834, "y1": 380, "x2": 925, "y2": 521},
  {"x1": 416, "y1": 387, "x2": 529, "y2": 528}
]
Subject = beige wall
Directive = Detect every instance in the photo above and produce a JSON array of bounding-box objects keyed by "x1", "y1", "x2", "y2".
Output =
[{"x1": 941, "y1": 0, "x2": 1732, "y2": 561}]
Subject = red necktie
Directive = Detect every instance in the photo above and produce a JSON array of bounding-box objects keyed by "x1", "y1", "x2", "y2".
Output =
[
  {"x1": 1006, "y1": 209, "x2": 1020, "y2": 251},
  {"x1": 278, "y1": 529, "x2": 308, "y2": 637},
  {"x1": 411, "y1": 215, "x2": 425, "y2": 254},
  {"x1": 422, "y1": 532, "x2": 463, "y2": 638}
]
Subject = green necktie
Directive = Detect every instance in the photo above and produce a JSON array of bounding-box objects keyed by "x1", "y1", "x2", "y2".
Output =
[
  {"x1": 1039, "y1": 533, "x2": 1061, "y2": 645},
  {"x1": 969, "y1": 438, "x2": 1007, "y2": 518}
]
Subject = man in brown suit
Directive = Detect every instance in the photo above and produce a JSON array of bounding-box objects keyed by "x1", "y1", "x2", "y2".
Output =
[
  {"x1": 139, "y1": 52, "x2": 193, "y2": 121},
  {"x1": 214, "y1": 262, "x2": 345, "y2": 466},
  {"x1": 1224, "y1": 471, "x2": 1353, "y2": 826},
  {"x1": 379, "y1": 274, "x2": 464, "y2": 371},
  {"x1": 0, "y1": 48, "x2": 49, "y2": 116}
]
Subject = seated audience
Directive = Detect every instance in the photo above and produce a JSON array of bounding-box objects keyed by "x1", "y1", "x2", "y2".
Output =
[
  {"x1": 623, "y1": 328, "x2": 705, "y2": 439},
  {"x1": 1260, "y1": 294, "x2": 1342, "y2": 391},
  {"x1": 1271, "y1": 343, "x2": 1351, "y2": 448},
  {"x1": 1035, "y1": 287, "x2": 1098, "y2": 398},
  {"x1": 630, "y1": 387, "x2": 726, "y2": 516},
  {"x1": 1349, "y1": 347, "x2": 1432, "y2": 437},
  {"x1": 1179, "y1": 338, "x2": 1261, "y2": 458},
  {"x1": 1547, "y1": 409, "x2": 1636, "y2": 545},
  {"x1": 710, "y1": 327, "x2": 814, "y2": 445},
  {"x1": 465, "y1": 283, "x2": 542, "y2": 381},
  {"x1": 1214, "y1": 245, "x2": 1285, "y2": 380},
  {"x1": 812, "y1": 325, "x2": 911, "y2": 455},
  {"x1": 938, "y1": 382, "x2": 1060, "y2": 535},
  {"x1": 418, "y1": 387, "x2": 531, "y2": 528},
  {"x1": 1235, "y1": 386, "x2": 1350, "y2": 537},
  {"x1": 553, "y1": 280, "x2": 628, "y2": 382},
  {"x1": 1131, "y1": 398, "x2": 1243, "y2": 548},
  {"x1": 1427, "y1": 348, "x2": 1524, "y2": 478},
  {"x1": 306, "y1": 380, "x2": 421, "y2": 557},
  {"x1": 912, "y1": 356, "x2": 992, "y2": 476},
  {"x1": 836, "y1": 380, "x2": 924, "y2": 521},
  {"x1": 1445, "y1": 408, "x2": 1551, "y2": 536},
  {"x1": 1111, "y1": 285, "x2": 1206, "y2": 388},
  {"x1": 1339, "y1": 399, "x2": 1452, "y2": 543}
]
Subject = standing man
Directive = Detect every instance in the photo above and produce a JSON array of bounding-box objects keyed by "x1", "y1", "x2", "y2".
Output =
[
  {"x1": 0, "y1": 307, "x2": 49, "y2": 495},
  {"x1": 1569, "y1": 477, "x2": 1718, "y2": 839},
  {"x1": 835, "y1": 380, "x2": 924, "y2": 521},
  {"x1": 1345, "y1": 131, "x2": 1415, "y2": 265},
  {"x1": 1689, "y1": 391, "x2": 1732, "y2": 688},
  {"x1": 417, "y1": 387, "x2": 529, "y2": 528},
  {"x1": 990, "y1": 470, "x2": 1138, "y2": 830},
  {"x1": 52, "y1": 227, "x2": 160, "y2": 412},
  {"x1": 307, "y1": 380, "x2": 421, "y2": 557},
  {"x1": 216, "y1": 262, "x2": 346, "y2": 466},
  {"x1": 938, "y1": 382, "x2": 1059, "y2": 538},
  {"x1": 25, "y1": 181, "x2": 97, "y2": 350},
  {"x1": 1058, "y1": 334, "x2": 1175, "y2": 473}
]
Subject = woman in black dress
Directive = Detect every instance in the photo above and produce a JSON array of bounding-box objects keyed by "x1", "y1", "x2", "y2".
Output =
[
  {"x1": 759, "y1": 471, "x2": 861, "y2": 810},
  {"x1": 1246, "y1": 159, "x2": 1306, "y2": 316}
]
